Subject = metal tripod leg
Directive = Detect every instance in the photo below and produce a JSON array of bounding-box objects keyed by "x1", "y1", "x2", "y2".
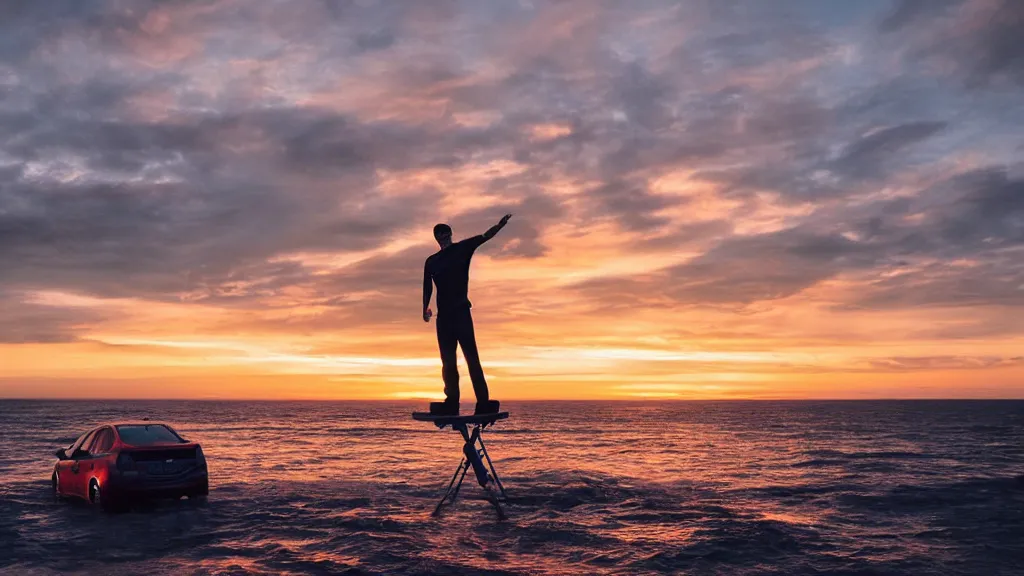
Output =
[
  {"x1": 432, "y1": 458, "x2": 470, "y2": 516},
  {"x1": 432, "y1": 422, "x2": 507, "y2": 519},
  {"x1": 476, "y1": 434, "x2": 507, "y2": 502}
]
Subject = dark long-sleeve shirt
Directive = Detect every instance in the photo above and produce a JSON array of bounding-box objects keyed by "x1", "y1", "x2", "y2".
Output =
[{"x1": 423, "y1": 235, "x2": 488, "y2": 315}]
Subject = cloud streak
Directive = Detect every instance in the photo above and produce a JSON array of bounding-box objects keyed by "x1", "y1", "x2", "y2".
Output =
[{"x1": 1, "y1": 0, "x2": 1022, "y2": 399}]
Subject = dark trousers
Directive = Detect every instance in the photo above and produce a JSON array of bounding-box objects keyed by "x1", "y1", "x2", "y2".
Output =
[{"x1": 436, "y1": 307, "x2": 489, "y2": 405}]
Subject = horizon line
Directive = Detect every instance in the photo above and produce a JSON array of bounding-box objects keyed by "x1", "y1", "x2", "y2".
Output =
[{"x1": 2, "y1": 397, "x2": 1023, "y2": 402}]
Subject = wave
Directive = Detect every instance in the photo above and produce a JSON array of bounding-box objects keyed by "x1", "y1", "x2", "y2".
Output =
[{"x1": 801, "y1": 449, "x2": 938, "y2": 460}]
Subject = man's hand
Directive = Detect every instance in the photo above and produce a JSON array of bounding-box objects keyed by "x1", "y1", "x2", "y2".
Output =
[
  {"x1": 423, "y1": 308, "x2": 433, "y2": 322},
  {"x1": 499, "y1": 213, "x2": 512, "y2": 226}
]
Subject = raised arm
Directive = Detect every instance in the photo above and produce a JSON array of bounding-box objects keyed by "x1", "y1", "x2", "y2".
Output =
[
  {"x1": 422, "y1": 260, "x2": 433, "y2": 322},
  {"x1": 482, "y1": 213, "x2": 513, "y2": 241}
]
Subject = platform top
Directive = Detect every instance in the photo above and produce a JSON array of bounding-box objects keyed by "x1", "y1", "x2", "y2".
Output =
[{"x1": 411, "y1": 411, "x2": 509, "y2": 427}]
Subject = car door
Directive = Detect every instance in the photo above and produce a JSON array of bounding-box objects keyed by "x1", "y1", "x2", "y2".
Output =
[
  {"x1": 85, "y1": 428, "x2": 115, "y2": 483},
  {"x1": 68, "y1": 429, "x2": 98, "y2": 499},
  {"x1": 57, "y1": 432, "x2": 89, "y2": 495}
]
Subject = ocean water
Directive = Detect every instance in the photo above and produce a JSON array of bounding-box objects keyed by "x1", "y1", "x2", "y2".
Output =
[{"x1": 1, "y1": 400, "x2": 1022, "y2": 575}]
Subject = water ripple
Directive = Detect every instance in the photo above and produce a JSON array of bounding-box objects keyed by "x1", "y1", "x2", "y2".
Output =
[{"x1": 1, "y1": 399, "x2": 1023, "y2": 575}]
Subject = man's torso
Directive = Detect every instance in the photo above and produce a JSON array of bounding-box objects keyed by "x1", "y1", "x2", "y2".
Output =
[{"x1": 426, "y1": 237, "x2": 483, "y2": 313}]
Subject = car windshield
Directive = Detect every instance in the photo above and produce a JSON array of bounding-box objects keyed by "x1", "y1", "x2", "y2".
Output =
[{"x1": 115, "y1": 424, "x2": 185, "y2": 445}]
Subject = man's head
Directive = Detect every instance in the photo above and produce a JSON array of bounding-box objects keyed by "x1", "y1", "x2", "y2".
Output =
[{"x1": 433, "y1": 223, "x2": 453, "y2": 248}]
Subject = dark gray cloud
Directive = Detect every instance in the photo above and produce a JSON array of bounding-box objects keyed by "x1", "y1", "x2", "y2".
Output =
[
  {"x1": 214, "y1": 246, "x2": 438, "y2": 330},
  {"x1": 851, "y1": 259, "x2": 1024, "y2": 309},
  {"x1": 883, "y1": 0, "x2": 1024, "y2": 87},
  {"x1": 853, "y1": 167, "x2": 1024, "y2": 259},
  {"x1": 588, "y1": 181, "x2": 677, "y2": 232},
  {"x1": 572, "y1": 165, "x2": 1024, "y2": 308},
  {"x1": 0, "y1": 0, "x2": 1021, "y2": 325},
  {"x1": 0, "y1": 0, "x2": 212, "y2": 68},
  {"x1": 663, "y1": 230, "x2": 871, "y2": 304},
  {"x1": 354, "y1": 29, "x2": 395, "y2": 53},
  {"x1": 879, "y1": 0, "x2": 962, "y2": 33},
  {"x1": 931, "y1": 168, "x2": 1024, "y2": 250},
  {"x1": 836, "y1": 167, "x2": 1024, "y2": 309},
  {"x1": 960, "y1": 1, "x2": 1024, "y2": 87},
  {"x1": 580, "y1": 229, "x2": 878, "y2": 308},
  {"x1": 0, "y1": 102, "x2": 451, "y2": 299},
  {"x1": 831, "y1": 121, "x2": 947, "y2": 179},
  {"x1": 636, "y1": 219, "x2": 735, "y2": 253},
  {"x1": 691, "y1": 116, "x2": 947, "y2": 202}
]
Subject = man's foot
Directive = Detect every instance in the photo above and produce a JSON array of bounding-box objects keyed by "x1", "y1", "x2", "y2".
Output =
[
  {"x1": 474, "y1": 400, "x2": 500, "y2": 415},
  {"x1": 430, "y1": 401, "x2": 459, "y2": 416}
]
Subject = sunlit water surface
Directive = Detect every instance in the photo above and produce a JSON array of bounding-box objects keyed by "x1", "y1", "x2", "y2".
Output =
[{"x1": 1, "y1": 400, "x2": 1023, "y2": 575}]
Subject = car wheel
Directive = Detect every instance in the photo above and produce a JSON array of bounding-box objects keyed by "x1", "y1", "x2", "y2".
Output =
[
  {"x1": 90, "y1": 480, "x2": 121, "y2": 512},
  {"x1": 89, "y1": 479, "x2": 102, "y2": 507},
  {"x1": 95, "y1": 481, "x2": 129, "y2": 513}
]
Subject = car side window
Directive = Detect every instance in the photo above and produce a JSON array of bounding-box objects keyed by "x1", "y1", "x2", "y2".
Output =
[
  {"x1": 93, "y1": 428, "x2": 114, "y2": 454},
  {"x1": 75, "y1": 430, "x2": 98, "y2": 457},
  {"x1": 67, "y1": 432, "x2": 89, "y2": 455}
]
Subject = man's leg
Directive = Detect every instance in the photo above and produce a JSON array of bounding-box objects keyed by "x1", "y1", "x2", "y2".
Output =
[
  {"x1": 436, "y1": 313, "x2": 460, "y2": 406},
  {"x1": 456, "y1": 309, "x2": 489, "y2": 404}
]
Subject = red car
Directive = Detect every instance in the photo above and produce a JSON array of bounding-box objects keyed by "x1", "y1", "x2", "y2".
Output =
[{"x1": 52, "y1": 421, "x2": 208, "y2": 511}]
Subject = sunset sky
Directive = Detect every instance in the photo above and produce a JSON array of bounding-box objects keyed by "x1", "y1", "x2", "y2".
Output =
[{"x1": 1, "y1": 0, "x2": 1022, "y2": 400}]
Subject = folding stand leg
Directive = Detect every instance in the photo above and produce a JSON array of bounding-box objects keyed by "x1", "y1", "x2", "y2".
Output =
[
  {"x1": 432, "y1": 458, "x2": 470, "y2": 516},
  {"x1": 432, "y1": 423, "x2": 508, "y2": 519},
  {"x1": 476, "y1": 434, "x2": 508, "y2": 502}
]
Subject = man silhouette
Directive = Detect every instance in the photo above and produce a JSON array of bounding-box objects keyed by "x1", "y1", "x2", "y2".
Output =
[{"x1": 423, "y1": 214, "x2": 511, "y2": 416}]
